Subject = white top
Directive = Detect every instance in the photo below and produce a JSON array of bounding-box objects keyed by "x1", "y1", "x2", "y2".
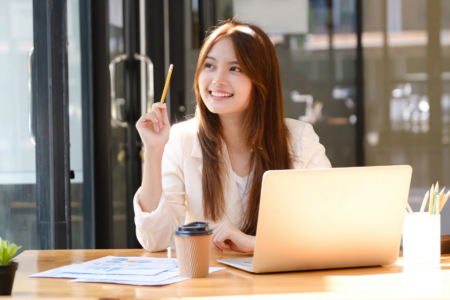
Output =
[
  {"x1": 134, "y1": 117, "x2": 332, "y2": 252},
  {"x1": 233, "y1": 171, "x2": 251, "y2": 213}
]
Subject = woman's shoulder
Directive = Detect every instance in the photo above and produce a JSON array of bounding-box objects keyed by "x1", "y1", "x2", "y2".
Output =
[
  {"x1": 167, "y1": 118, "x2": 199, "y2": 152},
  {"x1": 170, "y1": 117, "x2": 198, "y2": 137},
  {"x1": 284, "y1": 118, "x2": 314, "y2": 137}
]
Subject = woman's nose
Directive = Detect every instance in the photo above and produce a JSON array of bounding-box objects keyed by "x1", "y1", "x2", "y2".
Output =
[{"x1": 213, "y1": 67, "x2": 228, "y2": 86}]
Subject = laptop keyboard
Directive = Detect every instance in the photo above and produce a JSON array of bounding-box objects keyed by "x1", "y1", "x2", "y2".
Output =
[{"x1": 242, "y1": 261, "x2": 253, "y2": 266}]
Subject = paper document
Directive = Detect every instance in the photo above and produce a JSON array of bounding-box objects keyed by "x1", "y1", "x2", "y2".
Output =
[
  {"x1": 30, "y1": 265, "x2": 179, "y2": 282},
  {"x1": 69, "y1": 267, "x2": 225, "y2": 286},
  {"x1": 55, "y1": 256, "x2": 177, "y2": 275},
  {"x1": 29, "y1": 256, "x2": 226, "y2": 286},
  {"x1": 70, "y1": 277, "x2": 189, "y2": 286}
]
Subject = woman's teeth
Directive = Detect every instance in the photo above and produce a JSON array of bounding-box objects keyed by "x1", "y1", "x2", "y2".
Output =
[{"x1": 211, "y1": 91, "x2": 233, "y2": 97}]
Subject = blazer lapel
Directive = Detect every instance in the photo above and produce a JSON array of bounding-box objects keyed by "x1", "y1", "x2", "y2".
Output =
[{"x1": 191, "y1": 133, "x2": 203, "y2": 174}]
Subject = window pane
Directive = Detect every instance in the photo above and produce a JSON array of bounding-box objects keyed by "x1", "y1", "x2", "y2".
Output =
[
  {"x1": 0, "y1": 0, "x2": 36, "y2": 254},
  {"x1": 363, "y1": 0, "x2": 450, "y2": 233}
]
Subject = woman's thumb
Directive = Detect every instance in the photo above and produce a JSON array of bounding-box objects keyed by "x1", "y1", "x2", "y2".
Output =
[{"x1": 161, "y1": 104, "x2": 169, "y2": 125}]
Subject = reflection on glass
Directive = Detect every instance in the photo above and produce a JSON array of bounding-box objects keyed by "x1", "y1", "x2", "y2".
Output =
[
  {"x1": 109, "y1": 0, "x2": 128, "y2": 248},
  {"x1": 67, "y1": 0, "x2": 85, "y2": 249},
  {"x1": 185, "y1": 0, "x2": 358, "y2": 167},
  {"x1": 363, "y1": 0, "x2": 450, "y2": 233},
  {"x1": 0, "y1": 0, "x2": 36, "y2": 254}
]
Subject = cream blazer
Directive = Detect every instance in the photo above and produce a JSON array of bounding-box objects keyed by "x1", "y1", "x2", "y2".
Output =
[{"x1": 134, "y1": 118, "x2": 332, "y2": 252}]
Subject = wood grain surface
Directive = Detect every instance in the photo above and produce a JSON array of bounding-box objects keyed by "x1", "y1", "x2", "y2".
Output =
[{"x1": 4, "y1": 249, "x2": 450, "y2": 299}]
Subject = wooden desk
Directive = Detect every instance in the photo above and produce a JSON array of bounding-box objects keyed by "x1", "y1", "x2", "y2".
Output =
[{"x1": 5, "y1": 249, "x2": 450, "y2": 299}]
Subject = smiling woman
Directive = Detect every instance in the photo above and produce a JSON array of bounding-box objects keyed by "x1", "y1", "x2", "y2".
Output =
[
  {"x1": 134, "y1": 20, "x2": 331, "y2": 253},
  {"x1": 198, "y1": 38, "x2": 253, "y2": 116}
]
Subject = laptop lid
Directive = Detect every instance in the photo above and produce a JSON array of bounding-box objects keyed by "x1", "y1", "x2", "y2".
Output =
[{"x1": 252, "y1": 165, "x2": 412, "y2": 273}]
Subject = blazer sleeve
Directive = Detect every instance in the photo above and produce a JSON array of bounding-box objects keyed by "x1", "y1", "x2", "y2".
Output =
[
  {"x1": 295, "y1": 122, "x2": 332, "y2": 169},
  {"x1": 133, "y1": 125, "x2": 188, "y2": 252}
]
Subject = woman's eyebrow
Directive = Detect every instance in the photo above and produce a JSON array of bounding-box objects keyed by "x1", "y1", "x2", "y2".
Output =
[{"x1": 205, "y1": 56, "x2": 239, "y2": 65}]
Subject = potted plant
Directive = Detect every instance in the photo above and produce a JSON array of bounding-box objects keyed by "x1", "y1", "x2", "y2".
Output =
[{"x1": 0, "y1": 237, "x2": 21, "y2": 295}]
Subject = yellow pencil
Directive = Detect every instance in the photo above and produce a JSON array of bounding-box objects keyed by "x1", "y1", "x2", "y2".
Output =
[
  {"x1": 160, "y1": 64, "x2": 174, "y2": 104},
  {"x1": 419, "y1": 190, "x2": 429, "y2": 214},
  {"x1": 429, "y1": 184, "x2": 434, "y2": 214}
]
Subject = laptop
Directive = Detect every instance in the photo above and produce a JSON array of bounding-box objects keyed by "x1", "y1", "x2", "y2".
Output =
[{"x1": 217, "y1": 165, "x2": 412, "y2": 273}]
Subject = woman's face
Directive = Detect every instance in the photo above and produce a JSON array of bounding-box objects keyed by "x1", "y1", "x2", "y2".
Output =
[{"x1": 198, "y1": 37, "x2": 253, "y2": 117}]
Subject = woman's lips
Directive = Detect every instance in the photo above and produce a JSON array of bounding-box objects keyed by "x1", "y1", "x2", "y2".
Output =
[{"x1": 209, "y1": 90, "x2": 234, "y2": 101}]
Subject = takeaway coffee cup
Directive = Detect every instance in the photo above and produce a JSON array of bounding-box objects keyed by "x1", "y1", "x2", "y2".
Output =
[{"x1": 174, "y1": 222, "x2": 213, "y2": 278}]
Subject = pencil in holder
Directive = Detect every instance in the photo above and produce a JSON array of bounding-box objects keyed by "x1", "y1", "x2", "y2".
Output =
[{"x1": 403, "y1": 213, "x2": 441, "y2": 264}]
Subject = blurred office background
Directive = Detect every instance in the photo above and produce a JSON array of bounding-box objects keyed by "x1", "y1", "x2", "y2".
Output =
[{"x1": 0, "y1": 0, "x2": 449, "y2": 252}]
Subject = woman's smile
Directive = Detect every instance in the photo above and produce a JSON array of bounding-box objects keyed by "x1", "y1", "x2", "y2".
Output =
[{"x1": 209, "y1": 89, "x2": 234, "y2": 101}]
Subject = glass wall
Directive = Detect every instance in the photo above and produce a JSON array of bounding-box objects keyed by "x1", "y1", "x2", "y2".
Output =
[
  {"x1": 109, "y1": 0, "x2": 128, "y2": 248},
  {"x1": 0, "y1": 0, "x2": 36, "y2": 254},
  {"x1": 362, "y1": 0, "x2": 450, "y2": 233},
  {"x1": 185, "y1": 0, "x2": 358, "y2": 168},
  {"x1": 67, "y1": 0, "x2": 85, "y2": 248}
]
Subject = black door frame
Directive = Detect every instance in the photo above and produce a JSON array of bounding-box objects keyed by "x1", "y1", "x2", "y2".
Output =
[{"x1": 33, "y1": 0, "x2": 71, "y2": 249}]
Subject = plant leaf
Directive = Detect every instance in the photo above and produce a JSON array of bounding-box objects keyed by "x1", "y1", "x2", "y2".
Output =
[
  {"x1": 0, "y1": 239, "x2": 22, "y2": 265},
  {"x1": 2, "y1": 248, "x2": 7, "y2": 265},
  {"x1": 7, "y1": 244, "x2": 17, "y2": 263}
]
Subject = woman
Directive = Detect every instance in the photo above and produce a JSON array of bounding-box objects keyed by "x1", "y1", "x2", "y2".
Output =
[{"x1": 134, "y1": 20, "x2": 331, "y2": 253}]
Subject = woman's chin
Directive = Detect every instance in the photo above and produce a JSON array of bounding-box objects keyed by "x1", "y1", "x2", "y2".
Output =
[{"x1": 205, "y1": 105, "x2": 233, "y2": 115}]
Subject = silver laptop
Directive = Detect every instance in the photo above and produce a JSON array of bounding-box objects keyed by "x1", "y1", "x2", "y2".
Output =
[{"x1": 218, "y1": 165, "x2": 412, "y2": 273}]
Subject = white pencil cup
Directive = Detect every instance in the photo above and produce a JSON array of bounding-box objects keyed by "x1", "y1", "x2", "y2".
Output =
[{"x1": 403, "y1": 213, "x2": 441, "y2": 264}]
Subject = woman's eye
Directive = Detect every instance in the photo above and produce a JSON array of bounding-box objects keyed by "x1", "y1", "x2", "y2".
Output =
[
  {"x1": 230, "y1": 66, "x2": 242, "y2": 72},
  {"x1": 205, "y1": 63, "x2": 213, "y2": 68}
]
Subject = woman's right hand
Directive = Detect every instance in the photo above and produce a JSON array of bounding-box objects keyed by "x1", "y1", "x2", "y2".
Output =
[{"x1": 136, "y1": 102, "x2": 170, "y2": 152}]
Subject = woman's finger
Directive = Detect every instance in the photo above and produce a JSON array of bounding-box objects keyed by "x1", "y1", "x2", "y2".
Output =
[
  {"x1": 159, "y1": 104, "x2": 169, "y2": 126},
  {"x1": 146, "y1": 112, "x2": 160, "y2": 132},
  {"x1": 213, "y1": 227, "x2": 231, "y2": 251},
  {"x1": 138, "y1": 112, "x2": 159, "y2": 132},
  {"x1": 210, "y1": 222, "x2": 222, "y2": 232},
  {"x1": 151, "y1": 106, "x2": 163, "y2": 129},
  {"x1": 211, "y1": 239, "x2": 223, "y2": 254}
]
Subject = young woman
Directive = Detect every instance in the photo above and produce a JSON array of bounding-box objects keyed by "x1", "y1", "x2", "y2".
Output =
[{"x1": 134, "y1": 20, "x2": 331, "y2": 253}]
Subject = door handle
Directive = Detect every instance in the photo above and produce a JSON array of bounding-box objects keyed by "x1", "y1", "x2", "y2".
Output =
[
  {"x1": 28, "y1": 47, "x2": 36, "y2": 145},
  {"x1": 109, "y1": 54, "x2": 154, "y2": 128},
  {"x1": 134, "y1": 53, "x2": 154, "y2": 114},
  {"x1": 109, "y1": 54, "x2": 128, "y2": 127}
]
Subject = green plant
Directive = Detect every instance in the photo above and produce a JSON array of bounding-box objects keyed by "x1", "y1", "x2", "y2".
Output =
[{"x1": 0, "y1": 237, "x2": 21, "y2": 265}]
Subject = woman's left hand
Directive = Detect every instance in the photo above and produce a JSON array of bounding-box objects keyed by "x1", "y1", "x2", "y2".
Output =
[{"x1": 210, "y1": 222, "x2": 255, "y2": 254}]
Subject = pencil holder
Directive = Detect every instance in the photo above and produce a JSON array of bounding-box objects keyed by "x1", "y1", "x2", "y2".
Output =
[{"x1": 403, "y1": 213, "x2": 441, "y2": 264}]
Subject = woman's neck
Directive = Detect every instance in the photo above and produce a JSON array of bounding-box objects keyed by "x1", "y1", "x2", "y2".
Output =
[
  {"x1": 219, "y1": 113, "x2": 252, "y2": 177},
  {"x1": 219, "y1": 113, "x2": 248, "y2": 152}
]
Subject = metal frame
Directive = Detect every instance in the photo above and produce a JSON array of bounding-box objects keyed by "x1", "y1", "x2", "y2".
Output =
[
  {"x1": 169, "y1": 0, "x2": 186, "y2": 123},
  {"x1": 79, "y1": 0, "x2": 96, "y2": 249},
  {"x1": 90, "y1": 0, "x2": 114, "y2": 249},
  {"x1": 33, "y1": 0, "x2": 71, "y2": 249},
  {"x1": 355, "y1": 0, "x2": 365, "y2": 166},
  {"x1": 124, "y1": 0, "x2": 143, "y2": 248}
]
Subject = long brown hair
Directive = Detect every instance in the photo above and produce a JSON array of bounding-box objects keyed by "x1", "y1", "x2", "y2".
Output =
[{"x1": 194, "y1": 20, "x2": 293, "y2": 235}]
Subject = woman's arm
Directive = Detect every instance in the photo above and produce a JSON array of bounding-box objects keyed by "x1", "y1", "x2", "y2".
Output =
[
  {"x1": 134, "y1": 102, "x2": 187, "y2": 252},
  {"x1": 291, "y1": 121, "x2": 331, "y2": 169},
  {"x1": 136, "y1": 102, "x2": 170, "y2": 213}
]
